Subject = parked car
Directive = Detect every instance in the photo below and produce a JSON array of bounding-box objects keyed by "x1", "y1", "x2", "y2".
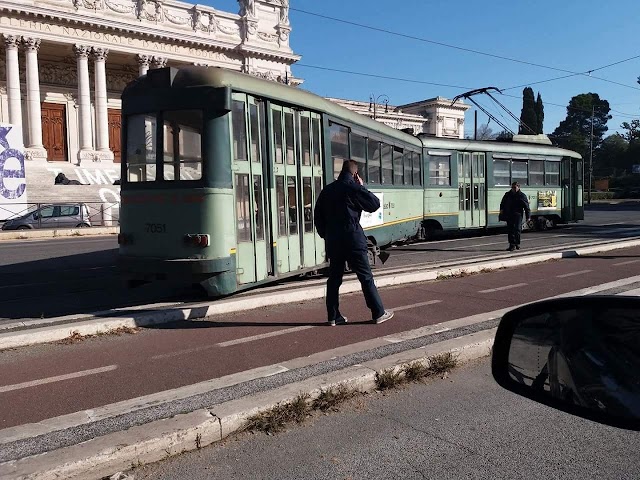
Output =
[{"x1": 1, "y1": 204, "x2": 92, "y2": 230}]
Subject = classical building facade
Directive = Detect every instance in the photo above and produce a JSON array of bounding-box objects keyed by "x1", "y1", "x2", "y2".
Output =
[
  {"x1": 328, "y1": 96, "x2": 471, "y2": 138},
  {"x1": 0, "y1": 0, "x2": 298, "y2": 212}
]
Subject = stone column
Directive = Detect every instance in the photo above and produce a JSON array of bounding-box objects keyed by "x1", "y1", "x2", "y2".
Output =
[
  {"x1": 92, "y1": 47, "x2": 113, "y2": 160},
  {"x1": 136, "y1": 54, "x2": 151, "y2": 76},
  {"x1": 74, "y1": 44, "x2": 94, "y2": 162},
  {"x1": 151, "y1": 56, "x2": 167, "y2": 69},
  {"x1": 22, "y1": 37, "x2": 47, "y2": 159},
  {"x1": 3, "y1": 35, "x2": 22, "y2": 129}
]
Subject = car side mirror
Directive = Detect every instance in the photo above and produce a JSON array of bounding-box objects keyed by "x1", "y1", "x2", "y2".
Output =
[
  {"x1": 33, "y1": 213, "x2": 40, "y2": 220},
  {"x1": 492, "y1": 296, "x2": 640, "y2": 431}
]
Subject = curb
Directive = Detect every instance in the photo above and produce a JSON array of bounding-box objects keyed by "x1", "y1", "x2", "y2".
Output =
[
  {"x1": 2, "y1": 237, "x2": 640, "y2": 351},
  {"x1": 0, "y1": 227, "x2": 118, "y2": 241},
  {"x1": 0, "y1": 329, "x2": 495, "y2": 480}
]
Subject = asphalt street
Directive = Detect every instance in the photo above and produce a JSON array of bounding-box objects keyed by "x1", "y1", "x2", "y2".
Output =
[
  {"x1": 0, "y1": 203, "x2": 639, "y2": 321},
  {"x1": 132, "y1": 357, "x2": 640, "y2": 480}
]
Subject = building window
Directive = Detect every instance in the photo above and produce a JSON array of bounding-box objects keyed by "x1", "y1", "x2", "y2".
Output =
[
  {"x1": 512, "y1": 161, "x2": 528, "y2": 186},
  {"x1": 428, "y1": 155, "x2": 450, "y2": 186},
  {"x1": 545, "y1": 161, "x2": 560, "y2": 186},
  {"x1": 529, "y1": 160, "x2": 544, "y2": 185},
  {"x1": 493, "y1": 159, "x2": 510, "y2": 186}
]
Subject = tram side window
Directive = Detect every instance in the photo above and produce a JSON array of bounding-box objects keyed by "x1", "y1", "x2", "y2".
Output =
[
  {"x1": 300, "y1": 116, "x2": 311, "y2": 166},
  {"x1": 162, "y1": 110, "x2": 203, "y2": 181},
  {"x1": 273, "y1": 110, "x2": 283, "y2": 164},
  {"x1": 287, "y1": 176, "x2": 298, "y2": 235},
  {"x1": 249, "y1": 103, "x2": 261, "y2": 163},
  {"x1": 367, "y1": 139, "x2": 381, "y2": 184},
  {"x1": 232, "y1": 101, "x2": 248, "y2": 162},
  {"x1": 285, "y1": 112, "x2": 295, "y2": 165},
  {"x1": 381, "y1": 143, "x2": 393, "y2": 185},
  {"x1": 428, "y1": 155, "x2": 451, "y2": 186},
  {"x1": 412, "y1": 152, "x2": 422, "y2": 186},
  {"x1": 512, "y1": 161, "x2": 528, "y2": 186},
  {"x1": 393, "y1": 147, "x2": 404, "y2": 185},
  {"x1": 254, "y1": 175, "x2": 265, "y2": 241},
  {"x1": 330, "y1": 123, "x2": 349, "y2": 180},
  {"x1": 235, "y1": 174, "x2": 252, "y2": 242},
  {"x1": 351, "y1": 133, "x2": 366, "y2": 178},
  {"x1": 276, "y1": 176, "x2": 286, "y2": 236},
  {"x1": 493, "y1": 159, "x2": 511, "y2": 186},
  {"x1": 312, "y1": 118, "x2": 321, "y2": 167},
  {"x1": 545, "y1": 161, "x2": 560, "y2": 186},
  {"x1": 126, "y1": 114, "x2": 157, "y2": 182},
  {"x1": 529, "y1": 160, "x2": 544, "y2": 185},
  {"x1": 303, "y1": 177, "x2": 313, "y2": 233},
  {"x1": 403, "y1": 151, "x2": 412, "y2": 185}
]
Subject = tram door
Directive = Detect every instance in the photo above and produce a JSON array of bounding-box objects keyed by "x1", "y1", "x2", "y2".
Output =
[
  {"x1": 232, "y1": 94, "x2": 273, "y2": 285},
  {"x1": 561, "y1": 157, "x2": 584, "y2": 222},
  {"x1": 458, "y1": 152, "x2": 486, "y2": 228}
]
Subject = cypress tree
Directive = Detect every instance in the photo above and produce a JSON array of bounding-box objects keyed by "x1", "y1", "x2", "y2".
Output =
[
  {"x1": 519, "y1": 87, "x2": 537, "y2": 134},
  {"x1": 535, "y1": 93, "x2": 544, "y2": 134}
]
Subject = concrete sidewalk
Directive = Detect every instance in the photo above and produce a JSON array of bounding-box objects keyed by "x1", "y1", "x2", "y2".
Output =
[{"x1": 0, "y1": 226, "x2": 118, "y2": 241}]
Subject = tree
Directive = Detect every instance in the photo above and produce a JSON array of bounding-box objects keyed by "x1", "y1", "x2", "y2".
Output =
[
  {"x1": 550, "y1": 93, "x2": 612, "y2": 160},
  {"x1": 620, "y1": 119, "x2": 640, "y2": 142},
  {"x1": 534, "y1": 93, "x2": 544, "y2": 134},
  {"x1": 594, "y1": 134, "x2": 628, "y2": 176},
  {"x1": 495, "y1": 130, "x2": 514, "y2": 142},
  {"x1": 476, "y1": 123, "x2": 498, "y2": 140},
  {"x1": 518, "y1": 87, "x2": 537, "y2": 134}
]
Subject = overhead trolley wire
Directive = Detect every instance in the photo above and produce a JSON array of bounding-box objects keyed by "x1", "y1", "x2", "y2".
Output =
[{"x1": 292, "y1": 7, "x2": 640, "y2": 92}]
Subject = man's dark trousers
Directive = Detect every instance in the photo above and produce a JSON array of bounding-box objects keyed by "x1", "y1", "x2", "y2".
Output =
[
  {"x1": 326, "y1": 248, "x2": 385, "y2": 322},
  {"x1": 507, "y1": 213, "x2": 523, "y2": 246}
]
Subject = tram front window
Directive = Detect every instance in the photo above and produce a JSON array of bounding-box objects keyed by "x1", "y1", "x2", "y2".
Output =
[{"x1": 125, "y1": 110, "x2": 203, "y2": 183}]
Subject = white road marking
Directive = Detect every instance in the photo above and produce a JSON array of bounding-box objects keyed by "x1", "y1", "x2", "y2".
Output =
[
  {"x1": 613, "y1": 259, "x2": 640, "y2": 266},
  {"x1": 391, "y1": 300, "x2": 442, "y2": 312},
  {"x1": 557, "y1": 269, "x2": 593, "y2": 278},
  {"x1": 617, "y1": 288, "x2": 640, "y2": 296},
  {"x1": 0, "y1": 365, "x2": 118, "y2": 394},
  {"x1": 217, "y1": 325, "x2": 316, "y2": 348},
  {"x1": 479, "y1": 283, "x2": 528, "y2": 293}
]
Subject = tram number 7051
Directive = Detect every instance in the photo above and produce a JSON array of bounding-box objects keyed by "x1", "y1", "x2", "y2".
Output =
[{"x1": 145, "y1": 223, "x2": 166, "y2": 233}]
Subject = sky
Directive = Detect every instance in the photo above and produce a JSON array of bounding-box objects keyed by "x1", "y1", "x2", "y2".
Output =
[{"x1": 209, "y1": 0, "x2": 640, "y2": 137}]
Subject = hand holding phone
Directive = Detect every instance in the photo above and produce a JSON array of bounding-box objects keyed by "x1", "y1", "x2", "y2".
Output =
[{"x1": 354, "y1": 172, "x2": 364, "y2": 186}]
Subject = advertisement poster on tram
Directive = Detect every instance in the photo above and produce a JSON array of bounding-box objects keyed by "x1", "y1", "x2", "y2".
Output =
[
  {"x1": 360, "y1": 192, "x2": 384, "y2": 228},
  {"x1": 537, "y1": 190, "x2": 557, "y2": 210},
  {"x1": 0, "y1": 124, "x2": 28, "y2": 221}
]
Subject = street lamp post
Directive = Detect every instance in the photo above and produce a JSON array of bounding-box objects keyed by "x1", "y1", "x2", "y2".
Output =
[{"x1": 369, "y1": 94, "x2": 389, "y2": 120}]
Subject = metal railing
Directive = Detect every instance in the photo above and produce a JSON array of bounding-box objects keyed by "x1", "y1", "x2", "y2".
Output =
[{"x1": 0, "y1": 202, "x2": 120, "y2": 229}]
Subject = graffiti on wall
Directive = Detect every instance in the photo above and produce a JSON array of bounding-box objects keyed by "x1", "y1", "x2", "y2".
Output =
[
  {"x1": 46, "y1": 167, "x2": 121, "y2": 204},
  {"x1": 0, "y1": 124, "x2": 28, "y2": 220}
]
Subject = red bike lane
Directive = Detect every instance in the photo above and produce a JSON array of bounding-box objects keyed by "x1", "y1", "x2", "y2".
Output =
[{"x1": 1, "y1": 246, "x2": 639, "y2": 429}]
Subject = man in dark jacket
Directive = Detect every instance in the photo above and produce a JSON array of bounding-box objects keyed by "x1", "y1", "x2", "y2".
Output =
[
  {"x1": 499, "y1": 181, "x2": 531, "y2": 251},
  {"x1": 314, "y1": 160, "x2": 394, "y2": 326}
]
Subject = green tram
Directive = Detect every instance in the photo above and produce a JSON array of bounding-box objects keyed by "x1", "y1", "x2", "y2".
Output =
[{"x1": 118, "y1": 67, "x2": 583, "y2": 296}]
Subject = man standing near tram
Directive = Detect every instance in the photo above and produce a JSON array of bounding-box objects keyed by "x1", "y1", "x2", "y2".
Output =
[
  {"x1": 499, "y1": 181, "x2": 531, "y2": 251},
  {"x1": 314, "y1": 159, "x2": 394, "y2": 327}
]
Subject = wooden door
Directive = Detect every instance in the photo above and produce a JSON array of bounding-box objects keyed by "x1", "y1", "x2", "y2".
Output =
[
  {"x1": 108, "y1": 109, "x2": 122, "y2": 163},
  {"x1": 41, "y1": 103, "x2": 67, "y2": 162}
]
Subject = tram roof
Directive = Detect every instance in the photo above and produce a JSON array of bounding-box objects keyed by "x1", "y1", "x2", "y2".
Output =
[
  {"x1": 125, "y1": 66, "x2": 423, "y2": 148},
  {"x1": 419, "y1": 136, "x2": 582, "y2": 159}
]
